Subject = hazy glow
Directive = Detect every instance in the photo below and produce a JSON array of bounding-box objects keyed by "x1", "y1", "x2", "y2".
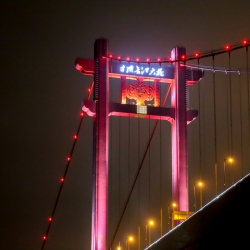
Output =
[{"x1": 149, "y1": 220, "x2": 154, "y2": 226}]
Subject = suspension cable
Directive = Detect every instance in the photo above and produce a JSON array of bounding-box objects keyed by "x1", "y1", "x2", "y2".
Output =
[
  {"x1": 159, "y1": 82, "x2": 163, "y2": 237},
  {"x1": 228, "y1": 51, "x2": 233, "y2": 160},
  {"x1": 238, "y1": 72, "x2": 244, "y2": 178},
  {"x1": 40, "y1": 82, "x2": 93, "y2": 250},
  {"x1": 246, "y1": 46, "x2": 250, "y2": 171},
  {"x1": 228, "y1": 50, "x2": 234, "y2": 184},
  {"x1": 128, "y1": 77, "x2": 131, "y2": 225},
  {"x1": 184, "y1": 63, "x2": 250, "y2": 74},
  {"x1": 197, "y1": 58, "x2": 202, "y2": 182},
  {"x1": 212, "y1": 54, "x2": 218, "y2": 196},
  {"x1": 41, "y1": 111, "x2": 85, "y2": 250},
  {"x1": 148, "y1": 80, "x2": 151, "y2": 216}
]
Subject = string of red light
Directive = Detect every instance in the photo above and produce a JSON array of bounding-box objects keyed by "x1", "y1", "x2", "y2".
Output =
[
  {"x1": 40, "y1": 112, "x2": 84, "y2": 250},
  {"x1": 40, "y1": 83, "x2": 94, "y2": 250},
  {"x1": 104, "y1": 39, "x2": 249, "y2": 64}
]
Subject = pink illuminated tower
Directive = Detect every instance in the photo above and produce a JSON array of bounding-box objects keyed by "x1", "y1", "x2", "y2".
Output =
[
  {"x1": 171, "y1": 47, "x2": 189, "y2": 213},
  {"x1": 92, "y1": 39, "x2": 109, "y2": 250},
  {"x1": 75, "y1": 38, "x2": 203, "y2": 249}
]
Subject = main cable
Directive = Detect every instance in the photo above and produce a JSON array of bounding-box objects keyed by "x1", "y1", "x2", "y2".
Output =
[
  {"x1": 40, "y1": 81, "x2": 93, "y2": 250},
  {"x1": 41, "y1": 112, "x2": 85, "y2": 250}
]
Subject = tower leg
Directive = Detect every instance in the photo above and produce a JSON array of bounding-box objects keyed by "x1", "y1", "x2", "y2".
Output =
[
  {"x1": 171, "y1": 47, "x2": 189, "y2": 225},
  {"x1": 92, "y1": 38, "x2": 109, "y2": 250}
]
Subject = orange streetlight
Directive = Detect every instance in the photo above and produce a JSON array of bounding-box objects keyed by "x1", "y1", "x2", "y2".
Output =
[
  {"x1": 194, "y1": 182, "x2": 203, "y2": 210},
  {"x1": 224, "y1": 157, "x2": 234, "y2": 189},
  {"x1": 198, "y1": 182, "x2": 203, "y2": 208},
  {"x1": 148, "y1": 220, "x2": 154, "y2": 246},
  {"x1": 194, "y1": 183, "x2": 196, "y2": 212},
  {"x1": 117, "y1": 241, "x2": 121, "y2": 250},
  {"x1": 168, "y1": 202, "x2": 177, "y2": 230},
  {"x1": 126, "y1": 236, "x2": 133, "y2": 250}
]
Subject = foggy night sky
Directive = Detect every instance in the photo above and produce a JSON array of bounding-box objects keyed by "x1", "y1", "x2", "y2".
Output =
[{"x1": 1, "y1": 1, "x2": 250, "y2": 250}]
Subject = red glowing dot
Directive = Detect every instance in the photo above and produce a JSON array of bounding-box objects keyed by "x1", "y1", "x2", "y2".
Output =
[
  {"x1": 181, "y1": 55, "x2": 186, "y2": 60},
  {"x1": 74, "y1": 135, "x2": 77, "y2": 139},
  {"x1": 48, "y1": 217, "x2": 52, "y2": 222},
  {"x1": 67, "y1": 157, "x2": 70, "y2": 161},
  {"x1": 243, "y1": 40, "x2": 249, "y2": 45},
  {"x1": 194, "y1": 52, "x2": 200, "y2": 58},
  {"x1": 61, "y1": 178, "x2": 64, "y2": 182},
  {"x1": 225, "y1": 45, "x2": 231, "y2": 50},
  {"x1": 146, "y1": 58, "x2": 150, "y2": 62},
  {"x1": 168, "y1": 57, "x2": 172, "y2": 61},
  {"x1": 157, "y1": 58, "x2": 161, "y2": 62},
  {"x1": 88, "y1": 88, "x2": 91, "y2": 92},
  {"x1": 109, "y1": 54, "x2": 113, "y2": 58},
  {"x1": 126, "y1": 57, "x2": 130, "y2": 61},
  {"x1": 43, "y1": 236, "x2": 46, "y2": 240},
  {"x1": 80, "y1": 112, "x2": 84, "y2": 116},
  {"x1": 136, "y1": 58, "x2": 140, "y2": 62},
  {"x1": 117, "y1": 56, "x2": 121, "y2": 60}
]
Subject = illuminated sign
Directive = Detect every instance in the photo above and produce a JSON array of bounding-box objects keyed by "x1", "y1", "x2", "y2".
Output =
[
  {"x1": 109, "y1": 62, "x2": 174, "y2": 79},
  {"x1": 120, "y1": 64, "x2": 164, "y2": 77}
]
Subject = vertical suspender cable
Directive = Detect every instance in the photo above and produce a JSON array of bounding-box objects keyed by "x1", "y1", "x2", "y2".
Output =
[
  {"x1": 228, "y1": 51, "x2": 234, "y2": 184},
  {"x1": 109, "y1": 80, "x2": 113, "y2": 248},
  {"x1": 128, "y1": 78, "x2": 131, "y2": 225},
  {"x1": 202, "y1": 73, "x2": 206, "y2": 203},
  {"x1": 190, "y1": 68, "x2": 195, "y2": 184},
  {"x1": 119, "y1": 105, "x2": 121, "y2": 215},
  {"x1": 238, "y1": 71, "x2": 244, "y2": 178},
  {"x1": 160, "y1": 83, "x2": 162, "y2": 237},
  {"x1": 228, "y1": 51, "x2": 233, "y2": 157},
  {"x1": 212, "y1": 55, "x2": 218, "y2": 196},
  {"x1": 197, "y1": 59, "x2": 203, "y2": 183},
  {"x1": 137, "y1": 78, "x2": 141, "y2": 249},
  {"x1": 246, "y1": 46, "x2": 250, "y2": 171},
  {"x1": 202, "y1": 75, "x2": 206, "y2": 198},
  {"x1": 148, "y1": 82, "x2": 151, "y2": 216},
  {"x1": 137, "y1": 83, "x2": 141, "y2": 250}
]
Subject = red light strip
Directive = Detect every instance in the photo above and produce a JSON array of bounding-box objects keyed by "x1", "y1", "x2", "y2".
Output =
[
  {"x1": 40, "y1": 85, "x2": 93, "y2": 249},
  {"x1": 104, "y1": 39, "x2": 249, "y2": 64},
  {"x1": 88, "y1": 80, "x2": 94, "y2": 100}
]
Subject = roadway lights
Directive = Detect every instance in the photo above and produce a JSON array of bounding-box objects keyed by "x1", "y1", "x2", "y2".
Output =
[
  {"x1": 223, "y1": 157, "x2": 234, "y2": 190},
  {"x1": 167, "y1": 202, "x2": 177, "y2": 231},
  {"x1": 125, "y1": 236, "x2": 133, "y2": 250},
  {"x1": 148, "y1": 220, "x2": 154, "y2": 246},
  {"x1": 117, "y1": 242, "x2": 121, "y2": 250},
  {"x1": 194, "y1": 182, "x2": 203, "y2": 211},
  {"x1": 145, "y1": 220, "x2": 154, "y2": 247}
]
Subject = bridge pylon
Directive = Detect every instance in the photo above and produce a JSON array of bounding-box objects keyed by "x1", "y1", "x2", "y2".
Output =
[{"x1": 75, "y1": 38, "x2": 204, "y2": 249}]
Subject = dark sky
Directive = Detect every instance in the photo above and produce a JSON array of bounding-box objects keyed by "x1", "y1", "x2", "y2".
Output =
[{"x1": 1, "y1": 1, "x2": 250, "y2": 250}]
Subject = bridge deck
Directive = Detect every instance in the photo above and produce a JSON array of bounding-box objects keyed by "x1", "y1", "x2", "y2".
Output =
[{"x1": 147, "y1": 173, "x2": 250, "y2": 250}]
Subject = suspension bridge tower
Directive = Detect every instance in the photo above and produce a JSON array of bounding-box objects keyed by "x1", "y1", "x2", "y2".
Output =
[{"x1": 75, "y1": 38, "x2": 204, "y2": 250}]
